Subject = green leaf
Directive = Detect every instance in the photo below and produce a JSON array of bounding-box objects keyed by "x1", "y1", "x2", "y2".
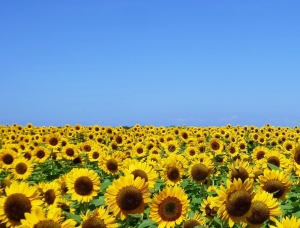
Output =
[
  {"x1": 64, "y1": 212, "x2": 82, "y2": 223},
  {"x1": 267, "y1": 163, "x2": 280, "y2": 170},
  {"x1": 91, "y1": 196, "x2": 105, "y2": 206},
  {"x1": 137, "y1": 220, "x2": 155, "y2": 228},
  {"x1": 129, "y1": 213, "x2": 142, "y2": 218},
  {"x1": 100, "y1": 179, "x2": 112, "y2": 191}
]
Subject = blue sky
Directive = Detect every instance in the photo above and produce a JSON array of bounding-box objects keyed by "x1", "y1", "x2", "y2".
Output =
[{"x1": 1, "y1": 1, "x2": 300, "y2": 127}]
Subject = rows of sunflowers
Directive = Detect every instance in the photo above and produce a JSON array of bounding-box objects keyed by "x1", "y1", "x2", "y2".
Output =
[{"x1": 1, "y1": 123, "x2": 300, "y2": 227}]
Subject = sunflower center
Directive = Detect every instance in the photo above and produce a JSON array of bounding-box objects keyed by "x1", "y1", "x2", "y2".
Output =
[
  {"x1": 168, "y1": 145, "x2": 176, "y2": 152},
  {"x1": 49, "y1": 138, "x2": 58, "y2": 146},
  {"x1": 226, "y1": 190, "x2": 251, "y2": 217},
  {"x1": 4, "y1": 193, "x2": 31, "y2": 222},
  {"x1": 116, "y1": 136, "x2": 123, "y2": 144},
  {"x1": 24, "y1": 152, "x2": 32, "y2": 160},
  {"x1": 167, "y1": 167, "x2": 180, "y2": 181},
  {"x1": 294, "y1": 149, "x2": 300, "y2": 165},
  {"x1": 256, "y1": 151, "x2": 265, "y2": 160},
  {"x1": 66, "y1": 148, "x2": 75, "y2": 156},
  {"x1": 116, "y1": 186, "x2": 143, "y2": 211},
  {"x1": 191, "y1": 164, "x2": 209, "y2": 181},
  {"x1": 81, "y1": 216, "x2": 106, "y2": 228},
  {"x1": 263, "y1": 180, "x2": 285, "y2": 198},
  {"x1": 267, "y1": 156, "x2": 280, "y2": 168},
  {"x1": 74, "y1": 176, "x2": 93, "y2": 196},
  {"x1": 3, "y1": 154, "x2": 13, "y2": 164},
  {"x1": 184, "y1": 219, "x2": 200, "y2": 228},
  {"x1": 211, "y1": 142, "x2": 220, "y2": 150},
  {"x1": 132, "y1": 169, "x2": 149, "y2": 182},
  {"x1": 231, "y1": 167, "x2": 249, "y2": 182},
  {"x1": 181, "y1": 132, "x2": 188, "y2": 139},
  {"x1": 36, "y1": 150, "x2": 45, "y2": 158},
  {"x1": 15, "y1": 162, "x2": 28, "y2": 174},
  {"x1": 246, "y1": 201, "x2": 270, "y2": 225},
  {"x1": 92, "y1": 152, "x2": 100, "y2": 159},
  {"x1": 189, "y1": 150, "x2": 196, "y2": 156},
  {"x1": 73, "y1": 156, "x2": 82, "y2": 164},
  {"x1": 137, "y1": 148, "x2": 144, "y2": 154},
  {"x1": 240, "y1": 144, "x2": 246, "y2": 150},
  {"x1": 106, "y1": 159, "x2": 118, "y2": 171},
  {"x1": 205, "y1": 204, "x2": 217, "y2": 218},
  {"x1": 83, "y1": 145, "x2": 91, "y2": 152},
  {"x1": 158, "y1": 196, "x2": 182, "y2": 221},
  {"x1": 229, "y1": 147, "x2": 236, "y2": 154},
  {"x1": 44, "y1": 189, "x2": 56, "y2": 205},
  {"x1": 33, "y1": 220, "x2": 60, "y2": 228}
]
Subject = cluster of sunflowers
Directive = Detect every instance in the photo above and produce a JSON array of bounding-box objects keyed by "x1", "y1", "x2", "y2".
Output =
[{"x1": 0, "y1": 123, "x2": 300, "y2": 227}]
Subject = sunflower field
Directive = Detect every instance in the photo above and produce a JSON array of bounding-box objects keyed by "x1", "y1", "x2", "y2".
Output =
[{"x1": 1, "y1": 123, "x2": 300, "y2": 228}]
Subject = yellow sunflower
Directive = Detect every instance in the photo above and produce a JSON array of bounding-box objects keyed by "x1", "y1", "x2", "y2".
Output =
[
  {"x1": 162, "y1": 140, "x2": 180, "y2": 156},
  {"x1": 132, "y1": 142, "x2": 147, "y2": 158},
  {"x1": 291, "y1": 145, "x2": 300, "y2": 175},
  {"x1": 105, "y1": 174, "x2": 151, "y2": 220},
  {"x1": 66, "y1": 168, "x2": 101, "y2": 203},
  {"x1": 226, "y1": 142, "x2": 239, "y2": 158},
  {"x1": 208, "y1": 138, "x2": 224, "y2": 154},
  {"x1": 46, "y1": 133, "x2": 61, "y2": 150},
  {"x1": 40, "y1": 181, "x2": 61, "y2": 206},
  {"x1": 228, "y1": 159, "x2": 254, "y2": 183},
  {"x1": 200, "y1": 196, "x2": 218, "y2": 220},
  {"x1": 257, "y1": 169, "x2": 291, "y2": 200},
  {"x1": 79, "y1": 206, "x2": 118, "y2": 228},
  {"x1": 123, "y1": 160, "x2": 158, "y2": 189},
  {"x1": 98, "y1": 151, "x2": 124, "y2": 175},
  {"x1": 183, "y1": 211, "x2": 206, "y2": 228},
  {"x1": 252, "y1": 146, "x2": 269, "y2": 163},
  {"x1": 11, "y1": 157, "x2": 34, "y2": 180},
  {"x1": 0, "y1": 149, "x2": 18, "y2": 170},
  {"x1": 261, "y1": 149, "x2": 291, "y2": 172},
  {"x1": 18, "y1": 206, "x2": 76, "y2": 228},
  {"x1": 149, "y1": 185, "x2": 190, "y2": 228},
  {"x1": 0, "y1": 182, "x2": 43, "y2": 227},
  {"x1": 61, "y1": 143, "x2": 79, "y2": 161},
  {"x1": 212, "y1": 178, "x2": 254, "y2": 228},
  {"x1": 160, "y1": 158, "x2": 185, "y2": 186},
  {"x1": 270, "y1": 215, "x2": 300, "y2": 228},
  {"x1": 184, "y1": 145, "x2": 199, "y2": 160},
  {"x1": 246, "y1": 191, "x2": 281, "y2": 228},
  {"x1": 32, "y1": 146, "x2": 50, "y2": 163},
  {"x1": 188, "y1": 158, "x2": 214, "y2": 184}
]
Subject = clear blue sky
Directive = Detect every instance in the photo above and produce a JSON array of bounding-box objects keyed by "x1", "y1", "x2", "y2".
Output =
[{"x1": 1, "y1": 1, "x2": 300, "y2": 127}]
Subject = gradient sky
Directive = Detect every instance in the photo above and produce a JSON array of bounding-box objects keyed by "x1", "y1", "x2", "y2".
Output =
[{"x1": 1, "y1": 1, "x2": 300, "y2": 127}]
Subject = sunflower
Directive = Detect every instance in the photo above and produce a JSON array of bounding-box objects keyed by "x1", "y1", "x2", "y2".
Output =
[
  {"x1": 98, "y1": 151, "x2": 124, "y2": 175},
  {"x1": 40, "y1": 181, "x2": 61, "y2": 206},
  {"x1": 183, "y1": 211, "x2": 206, "y2": 228},
  {"x1": 79, "y1": 206, "x2": 118, "y2": 228},
  {"x1": 257, "y1": 169, "x2": 291, "y2": 200},
  {"x1": 226, "y1": 142, "x2": 239, "y2": 158},
  {"x1": 200, "y1": 196, "x2": 218, "y2": 220},
  {"x1": 18, "y1": 206, "x2": 76, "y2": 228},
  {"x1": 105, "y1": 174, "x2": 151, "y2": 220},
  {"x1": 88, "y1": 146, "x2": 103, "y2": 162},
  {"x1": 10, "y1": 157, "x2": 33, "y2": 180},
  {"x1": 32, "y1": 146, "x2": 50, "y2": 163},
  {"x1": 212, "y1": 178, "x2": 254, "y2": 228},
  {"x1": 188, "y1": 158, "x2": 214, "y2": 184},
  {"x1": 0, "y1": 182, "x2": 43, "y2": 227},
  {"x1": 208, "y1": 138, "x2": 224, "y2": 154},
  {"x1": 261, "y1": 149, "x2": 291, "y2": 172},
  {"x1": 0, "y1": 149, "x2": 18, "y2": 170},
  {"x1": 133, "y1": 142, "x2": 147, "y2": 158},
  {"x1": 291, "y1": 145, "x2": 300, "y2": 175},
  {"x1": 270, "y1": 215, "x2": 300, "y2": 228},
  {"x1": 80, "y1": 140, "x2": 96, "y2": 154},
  {"x1": 149, "y1": 185, "x2": 190, "y2": 228},
  {"x1": 46, "y1": 133, "x2": 61, "y2": 150},
  {"x1": 160, "y1": 157, "x2": 185, "y2": 186},
  {"x1": 66, "y1": 168, "x2": 101, "y2": 203},
  {"x1": 123, "y1": 160, "x2": 158, "y2": 189},
  {"x1": 61, "y1": 143, "x2": 79, "y2": 161},
  {"x1": 184, "y1": 145, "x2": 199, "y2": 160},
  {"x1": 252, "y1": 146, "x2": 269, "y2": 163},
  {"x1": 162, "y1": 140, "x2": 180, "y2": 156},
  {"x1": 246, "y1": 191, "x2": 281, "y2": 228},
  {"x1": 228, "y1": 159, "x2": 254, "y2": 183},
  {"x1": 282, "y1": 140, "x2": 295, "y2": 154}
]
